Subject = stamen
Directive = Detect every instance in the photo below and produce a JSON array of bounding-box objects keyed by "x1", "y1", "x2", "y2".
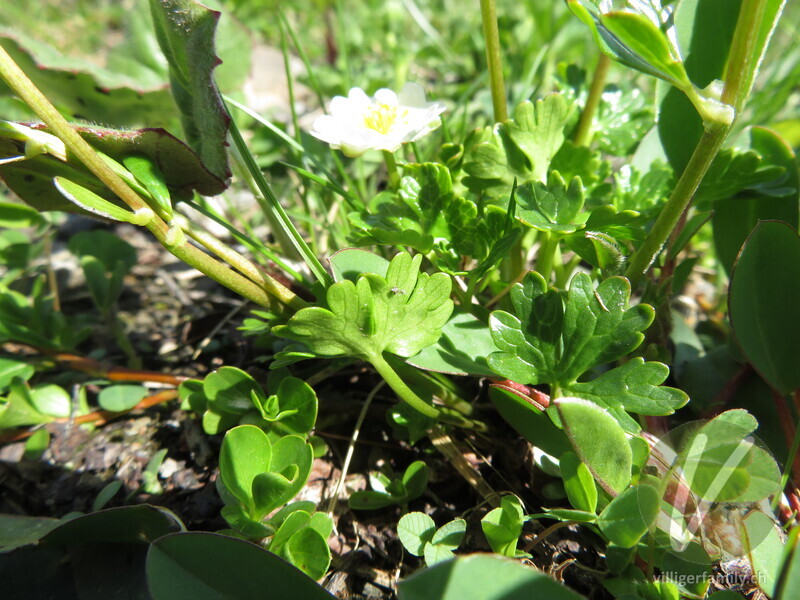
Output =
[{"x1": 363, "y1": 103, "x2": 407, "y2": 134}]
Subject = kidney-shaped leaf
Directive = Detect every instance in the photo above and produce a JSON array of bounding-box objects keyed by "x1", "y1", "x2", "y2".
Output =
[
  {"x1": 398, "y1": 512, "x2": 436, "y2": 556},
  {"x1": 97, "y1": 384, "x2": 149, "y2": 413},
  {"x1": 597, "y1": 484, "x2": 660, "y2": 548},
  {"x1": 280, "y1": 527, "x2": 331, "y2": 581},
  {"x1": 269, "y1": 435, "x2": 314, "y2": 505},
  {"x1": 274, "y1": 377, "x2": 318, "y2": 434},
  {"x1": 204, "y1": 366, "x2": 263, "y2": 415}
]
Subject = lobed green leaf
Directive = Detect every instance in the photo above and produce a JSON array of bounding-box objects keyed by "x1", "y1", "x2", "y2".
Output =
[{"x1": 273, "y1": 252, "x2": 453, "y2": 361}]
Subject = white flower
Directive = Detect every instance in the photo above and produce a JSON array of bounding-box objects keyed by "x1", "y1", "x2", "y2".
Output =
[{"x1": 310, "y1": 82, "x2": 446, "y2": 157}]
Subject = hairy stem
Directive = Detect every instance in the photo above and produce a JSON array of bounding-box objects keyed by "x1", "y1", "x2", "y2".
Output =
[
  {"x1": 721, "y1": 0, "x2": 771, "y2": 114},
  {"x1": 178, "y1": 216, "x2": 307, "y2": 311}
]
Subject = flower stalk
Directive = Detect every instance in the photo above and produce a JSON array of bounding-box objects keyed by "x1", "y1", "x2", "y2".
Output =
[
  {"x1": 382, "y1": 150, "x2": 401, "y2": 191},
  {"x1": 574, "y1": 54, "x2": 611, "y2": 147},
  {"x1": 479, "y1": 0, "x2": 508, "y2": 123},
  {"x1": 227, "y1": 109, "x2": 334, "y2": 288}
]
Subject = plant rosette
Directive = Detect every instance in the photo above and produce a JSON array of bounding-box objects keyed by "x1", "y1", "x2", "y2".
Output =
[{"x1": 309, "y1": 83, "x2": 446, "y2": 157}]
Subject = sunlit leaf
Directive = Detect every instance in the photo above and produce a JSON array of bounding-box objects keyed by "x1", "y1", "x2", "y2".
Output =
[{"x1": 273, "y1": 252, "x2": 453, "y2": 360}]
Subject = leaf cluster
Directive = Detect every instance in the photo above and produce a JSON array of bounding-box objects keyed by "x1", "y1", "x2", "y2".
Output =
[
  {"x1": 179, "y1": 366, "x2": 318, "y2": 440},
  {"x1": 218, "y1": 425, "x2": 331, "y2": 579},
  {"x1": 462, "y1": 95, "x2": 573, "y2": 195},
  {"x1": 348, "y1": 164, "x2": 520, "y2": 277},
  {"x1": 398, "y1": 512, "x2": 466, "y2": 566},
  {"x1": 488, "y1": 271, "x2": 687, "y2": 432},
  {"x1": 349, "y1": 460, "x2": 429, "y2": 510}
]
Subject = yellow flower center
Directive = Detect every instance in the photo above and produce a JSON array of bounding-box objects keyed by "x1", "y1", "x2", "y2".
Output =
[{"x1": 362, "y1": 103, "x2": 407, "y2": 134}]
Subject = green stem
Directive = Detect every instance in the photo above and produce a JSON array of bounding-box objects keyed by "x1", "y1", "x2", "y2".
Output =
[
  {"x1": 624, "y1": 129, "x2": 727, "y2": 288},
  {"x1": 722, "y1": 0, "x2": 770, "y2": 115},
  {"x1": 382, "y1": 150, "x2": 401, "y2": 191},
  {"x1": 227, "y1": 109, "x2": 333, "y2": 288},
  {"x1": 227, "y1": 126, "x2": 298, "y2": 258},
  {"x1": 177, "y1": 216, "x2": 307, "y2": 311},
  {"x1": 451, "y1": 280, "x2": 470, "y2": 310},
  {"x1": 464, "y1": 276, "x2": 482, "y2": 311},
  {"x1": 182, "y1": 198, "x2": 303, "y2": 282},
  {"x1": 557, "y1": 254, "x2": 582, "y2": 289},
  {"x1": 479, "y1": 0, "x2": 508, "y2": 122},
  {"x1": 369, "y1": 352, "x2": 439, "y2": 419},
  {"x1": 0, "y1": 46, "x2": 278, "y2": 310},
  {"x1": 773, "y1": 391, "x2": 800, "y2": 512},
  {"x1": 573, "y1": 54, "x2": 611, "y2": 147},
  {"x1": 624, "y1": 0, "x2": 771, "y2": 288},
  {"x1": 535, "y1": 230, "x2": 558, "y2": 283},
  {"x1": 391, "y1": 356, "x2": 474, "y2": 417}
]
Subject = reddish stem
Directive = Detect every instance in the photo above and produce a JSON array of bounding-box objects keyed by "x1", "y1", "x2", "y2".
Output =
[
  {"x1": 0, "y1": 389, "x2": 179, "y2": 444},
  {"x1": 489, "y1": 380, "x2": 550, "y2": 410},
  {"x1": 774, "y1": 389, "x2": 800, "y2": 485},
  {"x1": 48, "y1": 352, "x2": 188, "y2": 386}
]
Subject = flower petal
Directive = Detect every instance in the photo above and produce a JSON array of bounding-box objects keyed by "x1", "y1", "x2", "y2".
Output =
[
  {"x1": 398, "y1": 82, "x2": 427, "y2": 107},
  {"x1": 308, "y1": 83, "x2": 446, "y2": 156},
  {"x1": 374, "y1": 88, "x2": 400, "y2": 106}
]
